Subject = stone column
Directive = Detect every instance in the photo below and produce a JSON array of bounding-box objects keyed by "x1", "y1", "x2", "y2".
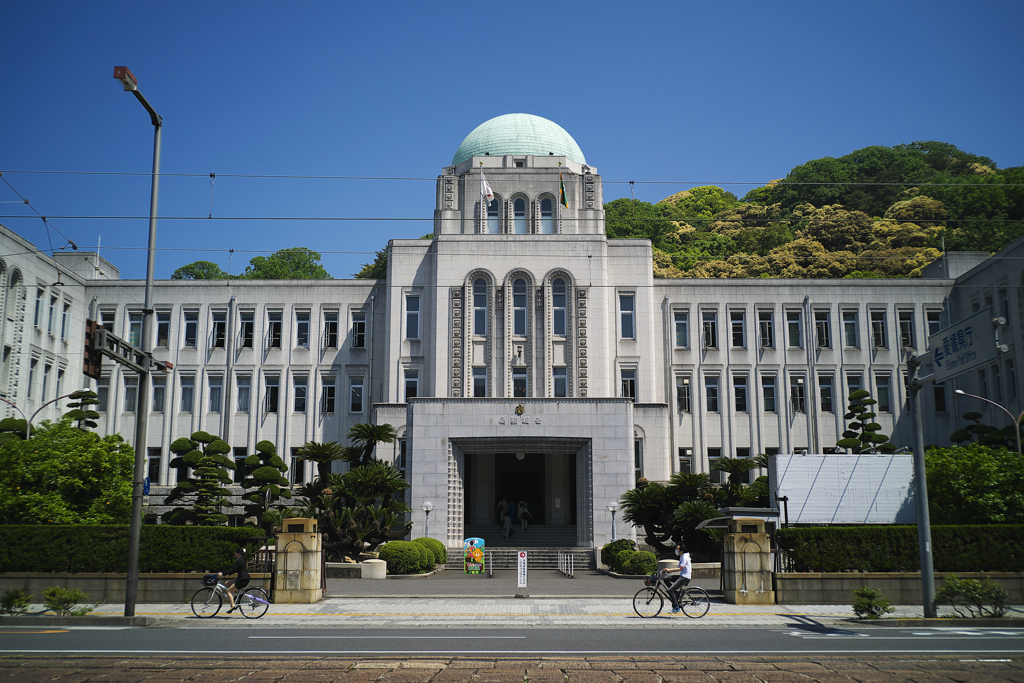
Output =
[
  {"x1": 722, "y1": 518, "x2": 775, "y2": 605},
  {"x1": 274, "y1": 518, "x2": 323, "y2": 603}
]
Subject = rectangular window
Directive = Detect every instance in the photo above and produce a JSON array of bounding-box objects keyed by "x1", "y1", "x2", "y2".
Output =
[
  {"x1": 156, "y1": 311, "x2": 170, "y2": 348},
  {"x1": 758, "y1": 311, "x2": 774, "y2": 348},
  {"x1": 473, "y1": 284, "x2": 487, "y2": 335},
  {"x1": 406, "y1": 296, "x2": 420, "y2": 339},
  {"x1": 322, "y1": 311, "x2": 339, "y2": 348},
  {"x1": 734, "y1": 375, "x2": 748, "y2": 413},
  {"x1": 790, "y1": 376, "x2": 806, "y2": 413},
  {"x1": 871, "y1": 311, "x2": 887, "y2": 348},
  {"x1": 180, "y1": 376, "x2": 195, "y2": 413},
  {"x1": 762, "y1": 376, "x2": 776, "y2": 412},
  {"x1": 843, "y1": 311, "x2": 858, "y2": 347},
  {"x1": 56, "y1": 367, "x2": 64, "y2": 398},
  {"x1": 678, "y1": 448, "x2": 692, "y2": 474},
  {"x1": 705, "y1": 375, "x2": 719, "y2": 412},
  {"x1": 473, "y1": 367, "x2": 487, "y2": 397},
  {"x1": 97, "y1": 377, "x2": 110, "y2": 412},
  {"x1": 819, "y1": 375, "x2": 834, "y2": 413},
  {"x1": 405, "y1": 370, "x2": 419, "y2": 401},
  {"x1": 876, "y1": 374, "x2": 891, "y2": 412},
  {"x1": 212, "y1": 311, "x2": 226, "y2": 348},
  {"x1": 979, "y1": 368, "x2": 988, "y2": 398},
  {"x1": 233, "y1": 447, "x2": 247, "y2": 484},
  {"x1": 786, "y1": 311, "x2": 802, "y2": 348},
  {"x1": 730, "y1": 311, "x2": 745, "y2": 348},
  {"x1": 674, "y1": 311, "x2": 689, "y2": 348},
  {"x1": 41, "y1": 363, "x2": 51, "y2": 400},
  {"x1": 265, "y1": 375, "x2": 280, "y2": 413},
  {"x1": 553, "y1": 367, "x2": 567, "y2": 397},
  {"x1": 847, "y1": 374, "x2": 862, "y2": 405},
  {"x1": 34, "y1": 289, "x2": 44, "y2": 327},
  {"x1": 708, "y1": 448, "x2": 723, "y2": 484},
  {"x1": 933, "y1": 381, "x2": 947, "y2": 412},
  {"x1": 736, "y1": 448, "x2": 753, "y2": 484},
  {"x1": 61, "y1": 301, "x2": 71, "y2": 340},
  {"x1": 1008, "y1": 359, "x2": 1018, "y2": 400},
  {"x1": 183, "y1": 311, "x2": 198, "y2": 348},
  {"x1": 349, "y1": 375, "x2": 363, "y2": 413},
  {"x1": 294, "y1": 376, "x2": 307, "y2": 412},
  {"x1": 129, "y1": 312, "x2": 143, "y2": 347},
  {"x1": 101, "y1": 310, "x2": 115, "y2": 333},
  {"x1": 814, "y1": 311, "x2": 830, "y2": 348},
  {"x1": 48, "y1": 296, "x2": 58, "y2": 334},
  {"x1": 552, "y1": 283, "x2": 567, "y2": 336},
  {"x1": 620, "y1": 368, "x2": 636, "y2": 399},
  {"x1": 321, "y1": 376, "x2": 336, "y2": 413},
  {"x1": 676, "y1": 375, "x2": 691, "y2": 413},
  {"x1": 296, "y1": 311, "x2": 310, "y2": 348},
  {"x1": 513, "y1": 285, "x2": 527, "y2": 336},
  {"x1": 148, "y1": 448, "x2": 162, "y2": 485},
  {"x1": 267, "y1": 311, "x2": 282, "y2": 348},
  {"x1": 513, "y1": 368, "x2": 528, "y2": 397},
  {"x1": 290, "y1": 447, "x2": 305, "y2": 485},
  {"x1": 702, "y1": 311, "x2": 718, "y2": 349},
  {"x1": 898, "y1": 311, "x2": 915, "y2": 348},
  {"x1": 124, "y1": 376, "x2": 138, "y2": 413},
  {"x1": 992, "y1": 362, "x2": 1003, "y2": 403},
  {"x1": 926, "y1": 310, "x2": 942, "y2": 337},
  {"x1": 28, "y1": 358, "x2": 37, "y2": 399},
  {"x1": 620, "y1": 295, "x2": 635, "y2": 339},
  {"x1": 237, "y1": 375, "x2": 251, "y2": 413},
  {"x1": 152, "y1": 375, "x2": 166, "y2": 413},
  {"x1": 634, "y1": 440, "x2": 644, "y2": 483},
  {"x1": 209, "y1": 375, "x2": 223, "y2": 412},
  {"x1": 239, "y1": 311, "x2": 254, "y2": 348}
]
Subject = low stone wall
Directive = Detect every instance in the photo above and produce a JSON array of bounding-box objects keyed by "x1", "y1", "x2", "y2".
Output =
[
  {"x1": 775, "y1": 572, "x2": 1024, "y2": 604},
  {"x1": 0, "y1": 573, "x2": 271, "y2": 604}
]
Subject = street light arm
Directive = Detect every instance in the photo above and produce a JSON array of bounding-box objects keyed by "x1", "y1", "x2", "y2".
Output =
[
  {"x1": 954, "y1": 389, "x2": 1024, "y2": 458},
  {"x1": 131, "y1": 90, "x2": 163, "y2": 128}
]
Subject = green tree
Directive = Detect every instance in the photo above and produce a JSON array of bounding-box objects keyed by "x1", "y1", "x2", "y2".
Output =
[
  {"x1": 0, "y1": 417, "x2": 134, "y2": 524},
  {"x1": 239, "y1": 440, "x2": 291, "y2": 535},
  {"x1": 354, "y1": 248, "x2": 387, "y2": 279},
  {"x1": 64, "y1": 389, "x2": 100, "y2": 430},
  {"x1": 240, "y1": 247, "x2": 332, "y2": 279},
  {"x1": 295, "y1": 441, "x2": 349, "y2": 481},
  {"x1": 925, "y1": 443, "x2": 1024, "y2": 524},
  {"x1": 660, "y1": 186, "x2": 741, "y2": 223},
  {"x1": 346, "y1": 423, "x2": 398, "y2": 468},
  {"x1": 162, "y1": 431, "x2": 235, "y2": 525},
  {"x1": 171, "y1": 260, "x2": 229, "y2": 280},
  {"x1": 836, "y1": 389, "x2": 897, "y2": 454},
  {"x1": 319, "y1": 460, "x2": 412, "y2": 559},
  {"x1": 604, "y1": 198, "x2": 676, "y2": 245}
]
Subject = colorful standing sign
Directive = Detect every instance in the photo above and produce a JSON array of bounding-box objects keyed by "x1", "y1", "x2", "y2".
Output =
[
  {"x1": 928, "y1": 308, "x2": 998, "y2": 383},
  {"x1": 463, "y1": 537, "x2": 485, "y2": 574}
]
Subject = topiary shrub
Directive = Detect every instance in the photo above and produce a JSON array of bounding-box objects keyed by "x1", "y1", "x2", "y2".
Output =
[
  {"x1": 624, "y1": 550, "x2": 657, "y2": 575},
  {"x1": 934, "y1": 574, "x2": 1010, "y2": 618},
  {"x1": 852, "y1": 586, "x2": 895, "y2": 619},
  {"x1": 415, "y1": 541, "x2": 434, "y2": 571},
  {"x1": 378, "y1": 541, "x2": 424, "y2": 575},
  {"x1": 414, "y1": 537, "x2": 446, "y2": 565},
  {"x1": 615, "y1": 549, "x2": 636, "y2": 573},
  {"x1": 601, "y1": 539, "x2": 636, "y2": 569}
]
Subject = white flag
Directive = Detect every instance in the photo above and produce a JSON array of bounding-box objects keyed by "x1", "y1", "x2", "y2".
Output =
[{"x1": 481, "y1": 171, "x2": 495, "y2": 203}]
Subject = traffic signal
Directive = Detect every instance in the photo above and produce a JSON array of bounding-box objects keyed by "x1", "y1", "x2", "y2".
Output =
[{"x1": 83, "y1": 318, "x2": 103, "y2": 380}]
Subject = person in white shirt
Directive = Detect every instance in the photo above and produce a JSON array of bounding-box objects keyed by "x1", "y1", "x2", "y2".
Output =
[{"x1": 661, "y1": 543, "x2": 692, "y2": 613}]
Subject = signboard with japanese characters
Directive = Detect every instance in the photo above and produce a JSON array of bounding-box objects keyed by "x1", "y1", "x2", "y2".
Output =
[{"x1": 928, "y1": 308, "x2": 998, "y2": 383}]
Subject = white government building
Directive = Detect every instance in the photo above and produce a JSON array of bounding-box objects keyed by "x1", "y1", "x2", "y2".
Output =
[{"x1": 1, "y1": 113, "x2": 1021, "y2": 550}]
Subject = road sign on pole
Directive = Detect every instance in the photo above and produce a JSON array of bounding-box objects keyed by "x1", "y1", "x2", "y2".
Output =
[
  {"x1": 928, "y1": 309, "x2": 999, "y2": 383},
  {"x1": 516, "y1": 551, "x2": 528, "y2": 598}
]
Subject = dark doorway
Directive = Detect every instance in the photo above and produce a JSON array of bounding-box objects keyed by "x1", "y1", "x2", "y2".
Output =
[{"x1": 495, "y1": 452, "x2": 544, "y2": 524}]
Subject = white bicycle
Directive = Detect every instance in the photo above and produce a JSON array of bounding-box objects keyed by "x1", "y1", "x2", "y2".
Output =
[{"x1": 190, "y1": 574, "x2": 271, "y2": 619}]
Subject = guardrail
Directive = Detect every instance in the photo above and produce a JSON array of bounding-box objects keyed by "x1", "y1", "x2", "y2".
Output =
[{"x1": 557, "y1": 552, "x2": 575, "y2": 578}]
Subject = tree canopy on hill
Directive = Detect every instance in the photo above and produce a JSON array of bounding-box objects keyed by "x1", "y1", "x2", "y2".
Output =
[
  {"x1": 606, "y1": 141, "x2": 1023, "y2": 279},
  {"x1": 172, "y1": 247, "x2": 332, "y2": 280}
]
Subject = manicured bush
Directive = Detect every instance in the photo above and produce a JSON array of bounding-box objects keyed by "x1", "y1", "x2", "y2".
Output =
[
  {"x1": 378, "y1": 541, "x2": 425, "y2": 575},
  {"x1": 777, "y1": 525, "x2": 1024, "y2": 573},
  {"x1": 42, "y1": 586, "x2": 93, "y2": 616},
  {"x1": 623, "y1": 550, "x2": 657, "y2": 576},
  {"x1": 934, "y1": 574, "x2": 1010, "y2": 618},
  {"x1": 615, "y1": 549, "x2": 636, "y2": 573},
  {"x1": 414, "y1": 537, "x2": 447, "y2": 565},
  {"x1": 852, "y1": 587, "x2": 895, "y2": 619},
  {"x1": 415, "y1": 542, "x2": 434, "y2": 571},
  {"x1": 601, "y1": 539, "x2": 635, "y2": 568}
]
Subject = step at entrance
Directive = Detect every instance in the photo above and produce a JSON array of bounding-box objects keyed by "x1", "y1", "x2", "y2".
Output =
[{"x1": 445, "y1": 547, "x2": 595, "y2": 570}]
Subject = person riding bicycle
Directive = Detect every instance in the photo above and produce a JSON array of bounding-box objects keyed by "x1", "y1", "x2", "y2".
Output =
[
  {"x1": 217, "y1": 547, "x2": 250, "y2": 614},
  {"x1": 659, "y1": 543, "x2": 692, "y2": 613}
]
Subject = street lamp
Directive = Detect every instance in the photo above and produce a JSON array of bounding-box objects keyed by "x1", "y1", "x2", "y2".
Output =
[
  {"x1": 606, "y1": 501, "x2": 620, "y2": 542},
  {"x1": 114, "y1": 66, "x2": 162, "y2": 618},
  {"x1": 954, "y1": 389, "x2": 1023, "y2": 458},
  {"x1": 421, "y1": 501, "x2": 433, "y2": 538}
]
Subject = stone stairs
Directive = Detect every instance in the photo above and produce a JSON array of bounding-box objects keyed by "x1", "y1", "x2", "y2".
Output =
[{"x1": 447, "y1": 524, "x2": 594, "y2": 570}]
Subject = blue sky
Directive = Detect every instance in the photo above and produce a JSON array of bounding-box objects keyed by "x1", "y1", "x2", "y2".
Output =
[{"x1": 2, "y1": 1, "x2": 1022, "y2": 280}]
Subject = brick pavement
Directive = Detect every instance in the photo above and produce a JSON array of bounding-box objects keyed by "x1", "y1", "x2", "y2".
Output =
[{"x1": 1, "y1": 654, "x2": 1023, "y2": 683}]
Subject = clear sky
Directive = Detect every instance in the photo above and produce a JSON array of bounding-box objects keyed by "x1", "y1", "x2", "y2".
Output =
[{"x1": 2, "y1": 1, "x2": 1022, "y2": 281}]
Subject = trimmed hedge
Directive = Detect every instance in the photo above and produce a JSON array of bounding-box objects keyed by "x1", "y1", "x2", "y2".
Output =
[
  {"x1": 624, "y1": 551, "x2": 657, "y2": 575},
  {"x1": 378, "y1": 541, "x2": 426, "y2": 575},
  {"x1": 0, "y1": 525, "x2": 265, "y2": 573},
  {"x1": 413, "y1": 537, "x2": 446, "y2": 565},
  {"x1": 601, "y1": 539, "x2": 635, "y2": 568},
  {"x1": 777, "y1": 525, "x2": 1024, "y2": 573}
]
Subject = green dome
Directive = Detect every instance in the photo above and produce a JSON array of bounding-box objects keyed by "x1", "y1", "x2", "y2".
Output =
[{"x1": 452, "y1": 114, "x2": 586, "y2": 166}]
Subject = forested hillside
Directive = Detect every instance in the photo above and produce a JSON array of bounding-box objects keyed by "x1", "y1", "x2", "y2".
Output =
[{"x1": 605, "y1": 141, "x2": 1024, "y2": 279}]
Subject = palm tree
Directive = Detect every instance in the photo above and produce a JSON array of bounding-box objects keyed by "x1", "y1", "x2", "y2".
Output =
[
  {"x1": 295, "y1": 441, "x2": 348, "y2": 480},
  {"x1": 347, "y1": 423, "x2": 398, "y2": 467}
]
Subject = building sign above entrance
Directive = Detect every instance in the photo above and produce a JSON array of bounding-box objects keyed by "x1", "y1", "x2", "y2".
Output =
[{"x1": 499, "y1": 415, "x2": 542, "y2": 425}]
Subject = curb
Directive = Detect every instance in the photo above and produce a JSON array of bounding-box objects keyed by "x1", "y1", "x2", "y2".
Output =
[
  {"x1": 855, "y1": 617, "x2": 1023, "y2": 627},
  {"x1": 0, "y1": 615, "x2": 174, "y2": 627}
]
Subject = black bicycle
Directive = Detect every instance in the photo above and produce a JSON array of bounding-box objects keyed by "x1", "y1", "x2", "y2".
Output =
[
  {"x1": 191, "y1": 574, "x2": 271, "y2": 618},
  {"x1": 633, "y1": 572, "x2": 710, "y2": 618}
]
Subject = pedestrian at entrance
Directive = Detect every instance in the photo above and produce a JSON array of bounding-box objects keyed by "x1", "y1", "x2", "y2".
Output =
[
  {"x1": 518, "y1": 501, "x2": 530, "y2": 533},
  {"x1": 497, "y1": 498, "x2": 509, "y2": 523},
  {"x1": 501, "y1": 514, "x2": 512, "y2": 541}
]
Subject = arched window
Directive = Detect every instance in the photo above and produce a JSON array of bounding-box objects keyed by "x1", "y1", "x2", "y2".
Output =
[
  {"x1": 513, "y1": 198, "x2": 527, "y2": 234},
  {"x1": 487, "y1": 199, "x2": 500, "y2": 234},
  {"x1": 473, "y1": 279, "x2": 488, "y2": 335},
  {"x1": 552, "y1": 278, "x2": 566, "y2": 336},
  {"x1": 513, "y1": 279, "x2": 527, "y2": 336},
  {"x1": 540, "y1": 198, "x2": 554, "y2": 234}
]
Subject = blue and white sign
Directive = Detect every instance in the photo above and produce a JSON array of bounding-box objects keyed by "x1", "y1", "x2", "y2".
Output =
[
  {"x1": 143, "y1": 477, "x2": 150, "y2": 495},
  {"x1": 928, "y1": 308, "x2": 998, "y2": 382}
]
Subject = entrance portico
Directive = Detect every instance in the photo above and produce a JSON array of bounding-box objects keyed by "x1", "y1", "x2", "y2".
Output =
[{"x1": 400, "y1": 398, "x2": 635, "y2": 549}]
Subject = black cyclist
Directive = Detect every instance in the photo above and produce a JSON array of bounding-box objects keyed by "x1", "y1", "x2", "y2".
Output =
[{"x1": 217, "y1": 547, "x2": 250, "y2": 613}]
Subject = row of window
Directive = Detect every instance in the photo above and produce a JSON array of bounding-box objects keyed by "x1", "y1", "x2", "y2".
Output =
[
  {"x1": 32, "y1": 288, "x2": 73, "y2": 340},
  {"x1": 480, "y1": 196, "x2": 558, "y2": 235},
  {"x1": 24, "y1": 357, "x2": 66, "y2": 402},
  {"x1": 100, "y1": 308, "x2": 364, "y2": 352},
  {"x1": 672, "y1": 372, "x2": 894, "y2": 414},
  {"x1": 663, "y1": 306, "x2": 941, "y2": 350}
]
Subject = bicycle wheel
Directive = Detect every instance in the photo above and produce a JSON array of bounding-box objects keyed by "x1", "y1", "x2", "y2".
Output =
[
  {"x1": 681, "y1": 586, "x2": 710, "y2": 618},
  {"x1": 633, "y1": 586, "x2": 663, "y2": 618},
  {"x1": 190, "y1": 587, "x2": 222, "y2": 618},
  {"x1": 239, "y1": 587, "x2": 270, "y2": 619}
]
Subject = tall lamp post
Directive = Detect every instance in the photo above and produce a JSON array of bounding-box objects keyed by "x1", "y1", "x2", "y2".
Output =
[
  {"x1": 606, "y1": 501, "x2": 620, "y2": 542},
  {"x1": 421, "y1": 501, "x2": 433, "y2": 538},
  {"x1": 113, "y1": 66, "x2": 161, "y2": 618},
  {"x1": 954, "y1": 389, "x2": 1024, "y2": 458}
]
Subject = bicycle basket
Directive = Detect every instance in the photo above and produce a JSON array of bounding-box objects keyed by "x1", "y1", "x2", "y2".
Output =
[
  {"x1": 644, "y1": 576, "x2": 655, "y2": 587},
  {"x1": 202, "y1": 574, "x2": 218, "y2": 586}
]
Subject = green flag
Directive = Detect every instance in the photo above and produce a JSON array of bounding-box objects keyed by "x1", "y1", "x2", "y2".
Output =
[{"x1": 559, "y1": 171, "x2": 568, "y2": 208}]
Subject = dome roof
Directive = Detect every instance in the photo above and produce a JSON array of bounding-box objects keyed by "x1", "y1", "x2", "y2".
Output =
[{"x1": 452, "y1": 114, "x2": 586, "y2": 166}]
